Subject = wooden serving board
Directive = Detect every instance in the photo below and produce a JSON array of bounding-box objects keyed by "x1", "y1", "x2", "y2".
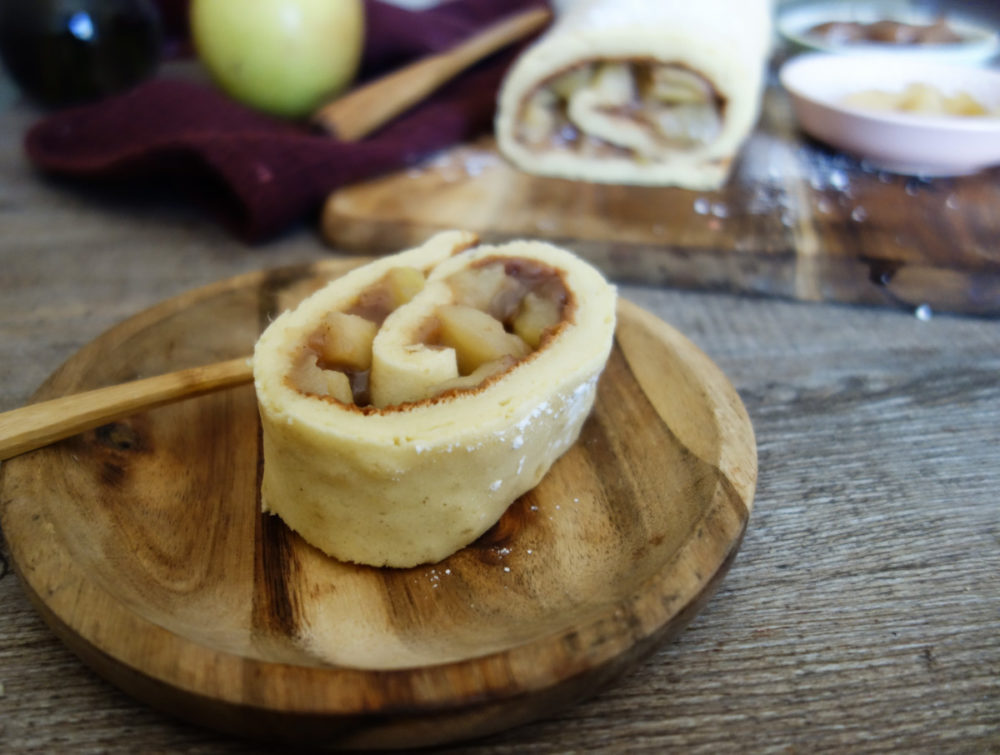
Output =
[
  {"x1": 321, "y1": 87, "x2": 1000, "y2": 317},
  {"x1": 0, "y1": 261, "x2": 756, "y2": 749}
]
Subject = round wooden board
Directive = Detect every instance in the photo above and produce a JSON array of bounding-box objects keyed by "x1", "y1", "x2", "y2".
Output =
[{"x1": 0, "y1": 260, "x2": 757, "y2": 749}]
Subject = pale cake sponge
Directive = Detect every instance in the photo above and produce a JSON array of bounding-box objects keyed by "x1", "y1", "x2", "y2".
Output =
[
  {"x1": 495, "y1": 0, "x2": 772, "y2": 189},
  {"x1": 253, "y1": 231, "x2": 616, "y2": 567}
]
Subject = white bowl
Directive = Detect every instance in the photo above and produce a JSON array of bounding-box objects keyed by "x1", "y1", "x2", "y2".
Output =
[
  {"x1": 779, "y1": 52, "x2": 1000, "y2": 176},
  {"x1": 777, "y1": 0, "x2": 1000, "y2": 64}
]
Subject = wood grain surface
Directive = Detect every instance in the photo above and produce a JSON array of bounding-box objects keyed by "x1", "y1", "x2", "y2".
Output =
[
  {"x1": 321, "y1": 86, "x2": 1000, "y2": 317},
  {"x1": 1, "y1": 69, "x2": 998, "y2": 753},
  {"x1": 0, "y1": 260, "x2": 755, "y2": 748}
]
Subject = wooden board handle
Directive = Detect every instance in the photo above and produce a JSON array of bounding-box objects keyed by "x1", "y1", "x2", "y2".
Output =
[
  {"x1": 313, "y1": 6, "x2": 551, "y2": 141},
  {"x1": 0, "y1": 357, "x2": 254, "y2": 461}
]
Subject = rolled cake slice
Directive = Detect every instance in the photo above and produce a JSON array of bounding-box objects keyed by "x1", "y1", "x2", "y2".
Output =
[
  {"x1": 495, "y1": 0, "x2": 772, "y2": 189},
  {"x1": 253, "y1": 231, "x2": 616, "y2": 568}
]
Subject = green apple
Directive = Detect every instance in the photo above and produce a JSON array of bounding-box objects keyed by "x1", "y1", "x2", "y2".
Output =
[{"x1": 190, "y1": 0, "x2": 364, "y2": 119}]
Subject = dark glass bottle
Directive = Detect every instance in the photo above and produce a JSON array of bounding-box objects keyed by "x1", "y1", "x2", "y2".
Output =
[{"x1": 0, "y1": 0, "x2": 163, "y2": 107}]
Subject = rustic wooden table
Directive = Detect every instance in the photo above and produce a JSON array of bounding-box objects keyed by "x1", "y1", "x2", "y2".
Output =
[{"x1": 1, "y1": 80, "x2": 998, "y2": 751}]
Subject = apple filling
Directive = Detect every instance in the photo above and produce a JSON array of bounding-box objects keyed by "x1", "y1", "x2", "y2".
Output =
[
  {"x1": 291, "y1": 259, "x2": 569, "y2": 407},
  {"x1": 516, "y1": 60, "x2": 723, "y2": 158}
]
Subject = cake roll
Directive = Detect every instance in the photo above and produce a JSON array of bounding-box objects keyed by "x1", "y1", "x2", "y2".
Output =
[
  {"x1": 253, "y1": 231, "x2": 617, "y2": 568},
  {"x1": 495, "y1": 0, "x2": 773, "y2": 189}
]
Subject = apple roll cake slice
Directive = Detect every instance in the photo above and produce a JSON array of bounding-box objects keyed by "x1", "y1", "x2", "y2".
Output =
[{"x1": 253, "y1": 231, "x2": 616, "y2": 567}]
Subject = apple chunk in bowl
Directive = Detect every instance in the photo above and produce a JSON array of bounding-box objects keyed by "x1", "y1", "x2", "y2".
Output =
[{"x1": 780, "y1": 52, "x2": 1000, "y2": 176}]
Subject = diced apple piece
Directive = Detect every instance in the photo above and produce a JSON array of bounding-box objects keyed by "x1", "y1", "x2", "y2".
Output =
[
  {"x1": 549, "y1": 64, "x2": 593, "y2": 100},
  {"x1": 520, "y1": 89, "x2": 559, "y2": 145},
  {"x1": 592, "y1": 62, "x2": 635, "y2": 105},
  {"x1": 383, "y1": 266, "x2": 425, "y2": 309},
  {"x1": 513, "y1": 291, "x2": 562, "y2": 347},
  {"x1": 313, "y1": 311, "x2": 377, "y2": 370},
  {"x1": 293, "y1": 354, "x2": 353, "y2": 403},
  {"x1": 898, "y1": 83, "x2": 946, "y2": 113},
  {"x1": 489, "y1": 275, "x2": 529, "y2": 323},
  {"x1": 943, "y1": 90, "x2": 988, "y2": 116},
  {"x1": 433, "y1": 356, "x2": 517, "y2": 395},
  {"x1": 447, "y1": 264, "x2": 504, "y2": 310},
  {"x1": 653, "y1": 102, "x2": 720, "y2": 146},
  {"x1": 437, "y1": 304, "x2": 529, "y2": 374},
  {"x1": 447, "y1": 264, "x2": 527, "y2": 322},
  {"x1": 649, "y1": 66, "x2": 712, "y2": 105}
]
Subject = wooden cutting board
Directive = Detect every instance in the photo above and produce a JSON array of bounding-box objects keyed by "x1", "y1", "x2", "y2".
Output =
[
  {"x1": 321, "y1": 87, "x2": 1000, "y2": 317},
  {"x1": 0, "y1": 261, "x2": 755, "y2": 748}
]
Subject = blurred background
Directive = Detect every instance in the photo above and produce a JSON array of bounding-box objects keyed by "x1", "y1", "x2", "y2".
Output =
[{"x1": 1, "y1": 0, "x2": 998, "y2": 114}]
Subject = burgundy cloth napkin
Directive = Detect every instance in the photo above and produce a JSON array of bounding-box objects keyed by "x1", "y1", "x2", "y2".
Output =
[{"x1": 24, "y1": 0, "x2": 547, "y2": 242}]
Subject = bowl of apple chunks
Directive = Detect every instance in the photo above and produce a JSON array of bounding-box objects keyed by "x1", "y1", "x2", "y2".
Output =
[{"x1": 296, "y1": 259, "x2": 569, "y2": 407}]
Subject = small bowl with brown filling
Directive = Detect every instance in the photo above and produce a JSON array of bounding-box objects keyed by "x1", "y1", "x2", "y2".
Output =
[{"x1": 777, "y1": 1, "x2": 999, "y2": 63}]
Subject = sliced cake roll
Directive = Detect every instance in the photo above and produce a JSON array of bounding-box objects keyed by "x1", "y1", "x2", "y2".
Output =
[
  {"x1": 495, "y1": 0, "x2": 772, "y2": 189},
  {"x1": 253, "y1": 231, "x2": 616, "y2": 567}
]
